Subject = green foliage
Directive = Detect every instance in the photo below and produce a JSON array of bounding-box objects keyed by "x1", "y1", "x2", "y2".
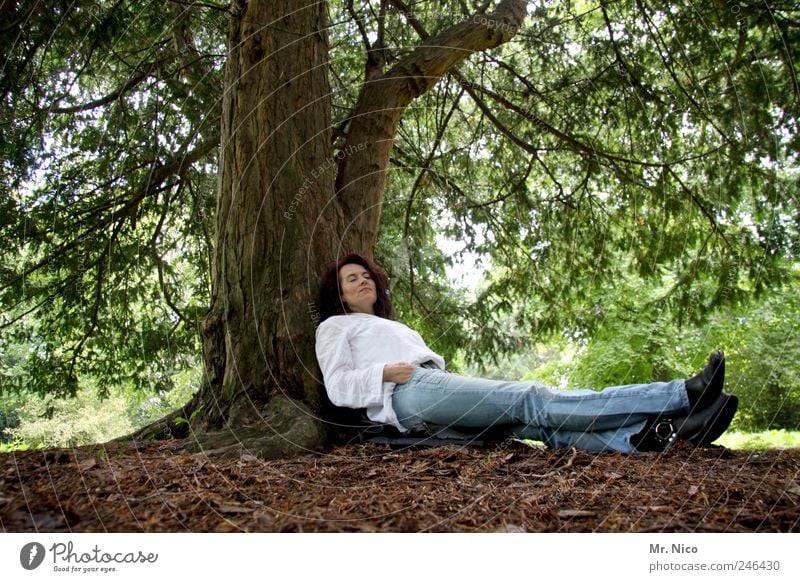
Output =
[
  {"x1": 0, "y1": 361, "x2": 201, "y2": 449},
  {"x1": 172, "y1": 405, "x2": 204, "y2": 428},
  {"x1": 717, "y1": 283, "x2": 800, "y2": 430},
  {"x1": 581, "y1": 278, "x2": 800, "y2": 431},
  {"x1": 365, "y1": 0, "x2": 800, "y2": 367},
  {"x1": 462, "y1": 343, "x2": 574, "y2": 385},
  {"x1": 1, "y1": 0, "x2": 221, "y2": 400}
]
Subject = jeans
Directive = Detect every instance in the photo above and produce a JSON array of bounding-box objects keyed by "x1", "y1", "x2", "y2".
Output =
[{"x1": 392, "y1": 368, "x2": 691, "y2": 453}]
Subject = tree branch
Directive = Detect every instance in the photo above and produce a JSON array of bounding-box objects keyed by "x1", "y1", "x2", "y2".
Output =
[
  {"x1": 389, "y1": 0, "x2": 429, "y2": 39},
  {"x1": 347, "y1": 0, "x2": 373, "y2": 53},
  {"x1": 335, "y1": 0, "x2": 529, "y2": 252},
  {"x1": 600, "y1": 0, "x2": 657, "y2": 102},
  {"x1": 49, "y1": 67, "x2": 154, "y2": 114},
  {"x1": 167, "y1": 0, "x2": 233, "y2": 14},
  {"x1": 452, "y1": 68, "x2": 679, "y2": 169},
  {"x1": 667, "y1": 167, "x2": 733, "y2": 251},
  {"x1": 1, "y1": 134, "x2": 219, "y2": 294},
  {"x1": 636, "y1": 0, "x2": 732, "y2": 145}
]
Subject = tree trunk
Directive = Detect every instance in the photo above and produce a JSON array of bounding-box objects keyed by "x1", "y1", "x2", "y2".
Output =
[
  {"x1": 191, "y1": 0, "x2": 341, "y2": 456},
  {"x1": 127, "y1": 0, "x2": 529, "y2": 459}
]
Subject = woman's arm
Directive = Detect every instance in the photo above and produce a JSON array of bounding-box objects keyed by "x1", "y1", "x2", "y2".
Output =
[{"x1": 315, "y1": 319, "x2": 388, "y2": 409}]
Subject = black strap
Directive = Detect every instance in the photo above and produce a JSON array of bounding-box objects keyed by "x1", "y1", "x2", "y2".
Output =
[{"x1": 419, "y1": 360, "x2": 440, "y2": 369}]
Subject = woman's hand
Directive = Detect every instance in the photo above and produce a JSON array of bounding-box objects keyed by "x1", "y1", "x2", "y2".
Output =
[{"x1": 382, "y1": 361, "x2": 416, "y2": 384}]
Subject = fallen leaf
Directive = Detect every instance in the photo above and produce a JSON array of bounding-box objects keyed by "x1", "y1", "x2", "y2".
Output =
[
  {"x1": 786, "y1": 482, "x2": 800, "y2": 496},
  {"x1": 78, "y1": 458, "x2": 97, "y2": 471},
  {"x1": 495, "y1": 523, "x2": 526, "y2": 532},
  {"x1": 218, "y1": 505, "x2": 254, "y2": 514},
  {"x1": 558, "y1": 509, "x2": 596, "y2": 518}
]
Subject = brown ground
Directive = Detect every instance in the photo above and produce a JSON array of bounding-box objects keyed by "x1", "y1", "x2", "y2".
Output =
[{"x1": 1, "y1": 440, "x2": 798, "y2": 532}]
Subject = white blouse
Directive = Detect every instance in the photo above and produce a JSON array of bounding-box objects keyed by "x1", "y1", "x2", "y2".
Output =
[{"x1": 314, "y1": 313, "x2": 446, "y2": 431}]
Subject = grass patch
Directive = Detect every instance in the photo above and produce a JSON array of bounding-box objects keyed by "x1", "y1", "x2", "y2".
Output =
[
  {"x1": 0, "y1": 441, "x2": 31, "y2": 453},
  {"x1": 716, "y1": 430, "x2": 800, "y2": 450}
]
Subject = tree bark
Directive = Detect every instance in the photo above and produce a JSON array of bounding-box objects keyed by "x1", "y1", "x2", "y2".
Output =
[
  {"x1": 130, "y1": 0, "x2": 529, "y2": 458},
  {"x1": 194, "y1": 0, "x2": 340, "y2": 448}
]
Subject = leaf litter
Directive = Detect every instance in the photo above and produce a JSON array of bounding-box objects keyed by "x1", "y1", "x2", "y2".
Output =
[{"x1": 1, "y1": 440, "x2": 798, "y2": 532}]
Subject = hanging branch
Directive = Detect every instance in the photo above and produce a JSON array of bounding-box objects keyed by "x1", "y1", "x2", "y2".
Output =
[
  {"x1": 636, "y1": 0, "x2": 732, "y2": 144},
  {"x1": 599, "y1": 0, "x2": 657, "y2": 102},
  {"x1": 150, "y1": 185, "x2": 190, "y2": 325},
  {"x1": 0, "y1": 133, "x2": 219, "y2": 297},
  {"x1": 401, "y1": 86, "x2": 463, "y2": 312},
  {"x1": 667, "y1": 167, "x2": 733, "y2": 251}
]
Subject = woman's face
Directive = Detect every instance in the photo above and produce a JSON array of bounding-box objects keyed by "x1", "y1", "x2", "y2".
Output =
[{"x1": 338, "y1": 263, "x2": 377, "y2": 314}]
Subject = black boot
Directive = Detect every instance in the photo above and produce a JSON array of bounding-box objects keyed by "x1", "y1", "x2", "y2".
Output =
[
  {"x1": 632, "y1": 393, "x2": 738, "y2": 452},
  {"x1": 675, "y1": 393, "x2": 738, "y2": 446},
  {"x1": 685, "y1": 351, "x2": 725, "y2": 411}
]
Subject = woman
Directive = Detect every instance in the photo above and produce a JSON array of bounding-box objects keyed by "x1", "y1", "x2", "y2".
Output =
[{"x1": 314, "y1": 253, "x2": 738, "y2": 453}]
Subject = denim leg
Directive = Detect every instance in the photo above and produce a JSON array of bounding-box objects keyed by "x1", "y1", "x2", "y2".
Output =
[
  {"x1": 391, "y1": 368, "x2": 689, "y2": 452},
  {"x1": 503, "y1": 421, "x2": 648, "y2": 453}
]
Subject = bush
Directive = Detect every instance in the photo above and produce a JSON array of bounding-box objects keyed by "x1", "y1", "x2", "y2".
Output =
[
  {"x1": 566, "y1": 285, "x2": 800, "y2": 432},
  {"x1": 475, "y1": 276, "x2": 800, "y2": 433},
  {"x1": 721, "y1": 298, "x2": 800, "y2": 431},
  {"x1": 9, "y1": 385, "x2": 135, "y2": 449}
]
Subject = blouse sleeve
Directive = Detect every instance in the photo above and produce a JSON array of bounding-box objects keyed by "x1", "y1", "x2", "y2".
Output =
[{"x1": 315, "y1": 318, "x2": 386, "y2": 409}]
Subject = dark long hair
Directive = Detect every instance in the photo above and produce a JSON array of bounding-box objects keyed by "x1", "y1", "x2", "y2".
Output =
[{"x1": 316, "y1": 253, "x2": 395, "y2": 322}]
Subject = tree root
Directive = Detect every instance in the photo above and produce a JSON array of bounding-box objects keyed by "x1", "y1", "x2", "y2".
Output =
[
  {"x1": 185, "y1": 395, "x2": 326, "y2": 460},
  {"x1": 115, "y1": 394, "x2": 327, "y2": 460},
  {"x1": 114, "y1": 398, "x2": 199, "y2": 443}
]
